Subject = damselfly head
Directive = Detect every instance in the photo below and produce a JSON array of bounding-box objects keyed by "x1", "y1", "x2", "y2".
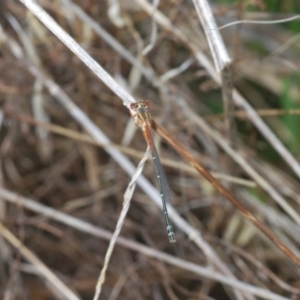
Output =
[
  {"x1": 130, "y1": 100, "x2": 151, "y2": 126},
  {"x1": 130, "y1": 100, "x2": 150, "y2": 112}
]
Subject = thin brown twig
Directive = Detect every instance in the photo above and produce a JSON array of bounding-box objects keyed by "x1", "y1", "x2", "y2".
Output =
[
  {"x1": 0, "y1": 223, "x2": 80, "y2": 300},
  {"x1": 4, "y1": 109, "x2": 256, "y2": 188},
  {"x1": 133, "y1": 0, "x2": 300, "y2": 180},
  {"x1": 205, "y1": 108, "x2": 300, "y2": 121},
  {"x1": 0, "y1": 27, "x2": 240, "y2": 285},
  {"x1": 0, "y1": 188, "x2": 290, "y2": 300},
  {"x1": 152, "y1": 119, "x2": 300, "y2": 268},
  {"x1": 206, "y1": 236, "x2": 300, "y2": 295}
]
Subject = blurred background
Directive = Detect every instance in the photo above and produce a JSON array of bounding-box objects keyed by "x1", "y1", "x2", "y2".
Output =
[{"x1": 0, "y1": 0, "x2": 300, "y2": 299}]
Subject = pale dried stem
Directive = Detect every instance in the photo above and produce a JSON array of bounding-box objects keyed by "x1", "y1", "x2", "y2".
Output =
[
  {"x1": 93, "y1": 150, "x2": 149, "y2": 300},
  {"x1": 0, "y1": 188, "x2": 290, "y2": 300},
  {"x1": 1, "y1": 11, "x2": 236, "y2": 286},
  {"x1": 133, "y1": 0, "x2": 300, "y2": 180},
  {"x1": 0, "y1": 223, "x2": 80, "y2": 300}
]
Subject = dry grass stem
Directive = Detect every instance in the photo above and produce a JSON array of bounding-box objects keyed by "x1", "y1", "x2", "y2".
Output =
[
  {"x1": 1, "y1": 0, "x2": 300, "y2": 298},
  {"x1": 93, "y1": 149, "x2": 149, "y2": 299},
  {"x1": 134, "y1": 0, "x2": 300, "y2": 179},
  {"x1": 0, "y1": 188, "x2": 291, "y2": 300},
  {"x1": 0, "y1": 25, "x2": 237, "y2": 282},
  {"x1": 0, "y1": 223, "x2": 80, "y2": 300}
]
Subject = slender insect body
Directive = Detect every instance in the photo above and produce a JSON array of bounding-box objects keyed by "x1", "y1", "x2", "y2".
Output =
[{"x1": 130, "y1": 101, "x2": 176, "y2": 243}]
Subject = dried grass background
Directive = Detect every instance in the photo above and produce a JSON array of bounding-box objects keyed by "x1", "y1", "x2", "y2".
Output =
[{"x1": 0, "y1": 0, "x2": 300, "y2": 299}]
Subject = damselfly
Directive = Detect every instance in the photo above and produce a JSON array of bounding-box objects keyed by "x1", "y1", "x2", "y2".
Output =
[{"x1": 130, "y1": 100, "x2": 176, "y2": 243}]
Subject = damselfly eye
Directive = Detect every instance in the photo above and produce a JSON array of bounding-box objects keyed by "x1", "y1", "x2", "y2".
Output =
[{"x1": 130, "y1": 103, "x2": 136, "y2": 110}]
